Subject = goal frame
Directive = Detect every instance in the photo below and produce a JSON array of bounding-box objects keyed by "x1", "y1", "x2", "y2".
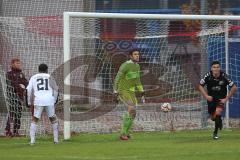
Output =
[{"x1": 63, "y1": 12, "x2": 240, "y2": 140}]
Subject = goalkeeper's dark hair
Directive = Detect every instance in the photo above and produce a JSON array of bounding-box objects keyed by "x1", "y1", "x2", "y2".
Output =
[
  {"x1": 128, "y1": 48, "x2": 140, "y2": 56},
  {"x1": 211, "y1": 60, "x2": 220, "y2": 66},
  {"x1": 38, "y1": 63, "x2": 48, "y2": 73}
]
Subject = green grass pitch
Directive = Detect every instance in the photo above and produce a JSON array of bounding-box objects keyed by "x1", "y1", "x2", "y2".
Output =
[{"x1": 0, "y1": 129, "x2": 240, "y2": 160}]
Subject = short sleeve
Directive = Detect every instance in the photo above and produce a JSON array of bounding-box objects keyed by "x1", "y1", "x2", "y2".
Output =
[
  {"x1": 223, "y1": 73, "x2": 234, "y2": 87},
  {"x1": 199, "y1": 72, "x2": 210, "y2": 86}
]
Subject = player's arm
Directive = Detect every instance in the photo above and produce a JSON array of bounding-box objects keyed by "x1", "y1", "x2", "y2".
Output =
[
  {"x1": 220, "y1": 74, "x2": 237, "y2": 103},
  {"x1": 26, "y1": 77, "x2": 34, "y2": 108},
  {"x1": 136, "y1": 65, "x2": 144, "y2": 92},
  {"x1": 6, "y1": 72, "x2": 11, "y2": 86},
  {"x1": 49, "y1": 76, "x2": 59, "y2": 104},
  {"x1": 18, "y1": 73, "x2": 28, "y2": 98},
  {"x1": 20, "y1": 72, "x2": 28, "y2": 89},
  {"x1": 226, "y1": 84, "x2": 237, "y2": 99},
  {"x1": 198, "y1": 85, "x2": 212, "y2": 101},
  {"x1": 198, "y1": 72, "x2": 213, "y2": 101},
  {"x1": 6, "y1": 72, "x2": 12, "y2": 94},
  {"x1": 114, "y1": 63, "x2": 127, "y2": 92},
  {"x1": 6, "y1": 71, "x2": 18, "y2": 90},
  {"x1": 136, "y1": 65, "x2": 145, "y2": 103},
  {"x1": 137, "y1": 79, "x2": 145, "y2": 103}
]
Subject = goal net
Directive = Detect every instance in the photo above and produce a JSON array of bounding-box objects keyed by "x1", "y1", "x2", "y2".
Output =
[
  {"x1": 0, "y1": 11, "x2": 240, "y2": 138},
  {"x1": 62, "y1": 13, "x2": 240, "y2": 139},
  {"x1": 0, "y1": 0, "x2": 95, "y2": 136}
]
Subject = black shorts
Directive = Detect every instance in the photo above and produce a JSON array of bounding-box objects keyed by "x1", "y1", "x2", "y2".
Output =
[{"x1": 207, "y1": 99, "x2": 224, "y2": 115}]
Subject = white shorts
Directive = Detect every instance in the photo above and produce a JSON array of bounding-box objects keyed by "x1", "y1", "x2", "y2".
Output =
[{"x1": 34, "y1": 105, "x2": 55, "y2": 119}]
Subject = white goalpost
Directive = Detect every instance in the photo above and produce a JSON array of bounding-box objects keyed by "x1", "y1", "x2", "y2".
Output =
[
  {"x1": 63, "y1": 13, "x2": 71, "y2": 140},
  {"x1": 63, "y1": 12, "x2": 240, "y2": 140}
]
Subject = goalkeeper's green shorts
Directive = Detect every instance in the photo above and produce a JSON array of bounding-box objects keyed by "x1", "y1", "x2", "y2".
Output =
[{"x1": 118, "y1": 91, "x2": 137, "y2": 106}]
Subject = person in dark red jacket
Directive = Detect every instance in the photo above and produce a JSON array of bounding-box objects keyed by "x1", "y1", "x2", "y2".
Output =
[{"x1": 5, "y1": 58, "x2": 28, "y2": 136}]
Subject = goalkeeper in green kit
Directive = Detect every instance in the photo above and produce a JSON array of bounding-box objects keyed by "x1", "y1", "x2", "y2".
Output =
[{"x1": 114, "y1": 49, "x2": 145, "y2": 140}]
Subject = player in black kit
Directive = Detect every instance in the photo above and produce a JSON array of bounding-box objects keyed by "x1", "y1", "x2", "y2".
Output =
[{"x1": 198, "y1": 61, "x2": 237, "y2": 139}]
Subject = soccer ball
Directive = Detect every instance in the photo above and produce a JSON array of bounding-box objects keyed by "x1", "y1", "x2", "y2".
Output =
[{"x1": 160, "y1": 103, "x2": 172, "y2": 112}]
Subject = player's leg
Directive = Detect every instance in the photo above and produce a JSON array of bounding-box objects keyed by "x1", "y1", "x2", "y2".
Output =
[
  {"x1": 119, "y1": 92, "x2": 137, "y2": 140},
  {"x1": 126, "y1": 105, "x2": 136, "y2": 137},
  {"x1": 211, "y1": 106, "x2": 224, "y2": 140},
  {"x1": 208, "y1": 101, "x2": 219, "y2": 139},
  {"x1": 5, "y1": 106, "x2": 14, "y2": 137},
  {"x1": 5, "y1": 115, "x2": 11, "y2": 136},
  {"x1": 215, "y1": 104, "x2": 224, "y2": 130},
  {"x1": 47, "y1": 105, "x2": 58, "y2": 144},
  {"x1": 29, "y1": 106, "x2": 43, "y2": 145},
  {"x1": 13, "y1": 102, "x2": 22, "y2": 136},
  {"x1": 5, "y1": 99, "x2": 15, "y2": 136},
  {"x1": 125, "y1": 94, "x2": 137, "y2": 137},
  {"x1": 13, "y1": 110, "x2": 18, "y2": 136},
  {"x1": 120, "y1": 109, "x2": 134, "y2": 140},
  {"x1": 212, "y1": 112, "x2": 219, "y2": 139}
]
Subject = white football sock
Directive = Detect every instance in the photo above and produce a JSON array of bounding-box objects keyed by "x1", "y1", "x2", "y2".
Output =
[
  {"x1": 52, "y1": 122, "x2": 58, "y2": 143},
  {"x1": 30, "y1": 122, "x2": 37, "y2": 144}
]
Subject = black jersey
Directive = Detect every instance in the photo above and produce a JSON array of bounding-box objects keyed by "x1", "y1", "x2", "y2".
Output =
[{"x1": 199, "y1": 71, "x2": 234, "y2": 99}]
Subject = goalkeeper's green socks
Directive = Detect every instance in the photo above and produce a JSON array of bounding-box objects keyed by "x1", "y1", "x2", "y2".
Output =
[
  {"x1": 126, "y1": 115, "x2": 133, "y2": 134},
  {"x1": 121, "y1": 113, "x2": 133, "y2": 135}
]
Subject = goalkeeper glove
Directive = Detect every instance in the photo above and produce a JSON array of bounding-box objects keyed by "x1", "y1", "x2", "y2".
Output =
[
  {"x1": 140, "y1": 91, "x2": 146, "y2": 103},
  {"x1": 113, "y1": 90, "x2": 119, "y2": 103},
  {"x1": 141, "y1": 96, "x2": 145, "y2": 103}
]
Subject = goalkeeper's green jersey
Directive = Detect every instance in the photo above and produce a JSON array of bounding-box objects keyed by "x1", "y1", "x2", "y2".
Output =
[{"x1": 114, "y1": 59, "x2": 143, "y2": 92}]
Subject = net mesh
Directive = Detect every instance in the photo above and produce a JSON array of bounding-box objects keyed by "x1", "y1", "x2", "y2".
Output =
[
  {"x1": 0, "y1": 0, "x2": 95, "y2": 136},
  {"x1": 61, "y1": 17, "x2": 240, "y2": 133}
]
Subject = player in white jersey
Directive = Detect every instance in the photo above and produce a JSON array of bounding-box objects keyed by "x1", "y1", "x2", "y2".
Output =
[{"x1": 27, "y1": 64, "x2": 59, "y2": 145}]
